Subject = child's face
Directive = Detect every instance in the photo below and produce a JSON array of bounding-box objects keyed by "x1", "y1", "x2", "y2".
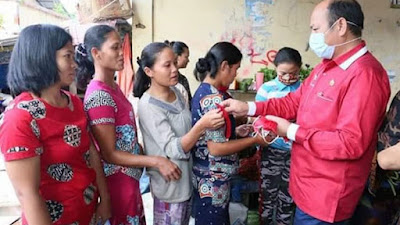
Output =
[{"x1": 276, "y1": 62, "x2": 300, "y2": 85}]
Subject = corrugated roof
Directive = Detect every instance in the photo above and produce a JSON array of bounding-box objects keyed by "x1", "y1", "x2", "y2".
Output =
[{"x1": 36, "y1": 0, "x2": 59, "y2": 10}]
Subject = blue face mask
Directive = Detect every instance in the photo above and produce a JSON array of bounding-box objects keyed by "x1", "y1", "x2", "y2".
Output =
[
  {"x1": 309, "y1": 20, "x2": 361, "y2": 59},
  {"x1": 309, "y1": 32, "x2": 335, "y2": 59}
]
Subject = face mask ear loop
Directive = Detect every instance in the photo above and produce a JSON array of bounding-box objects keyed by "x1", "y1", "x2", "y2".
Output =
[
  {"x1": 324, "y1": 20, "x2": 340, "y2": 35},
  {"x1": 334, "y1": 37, "x2": 362, "y2": 47},
  {"x1": 324, "y1": 19, "x2": 362, "y2": 46}
]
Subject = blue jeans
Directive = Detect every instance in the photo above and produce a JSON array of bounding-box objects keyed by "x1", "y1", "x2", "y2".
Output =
[{"x1": 293, "y1": 207, "x2": 349, "y2": 225}]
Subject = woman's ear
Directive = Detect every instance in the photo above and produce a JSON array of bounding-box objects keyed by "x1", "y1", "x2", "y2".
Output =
[
  {"x1": 220, "y1": 60, "x2": 229, "y2": 72},
  {"x1": 91, "y1": 47, "x2": 100, "y2": 61},
  {"x1": 144, "y1": 67, "x2": 153, "y2": 78}
]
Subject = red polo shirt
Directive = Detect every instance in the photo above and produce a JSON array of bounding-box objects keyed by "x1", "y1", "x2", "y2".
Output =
[{"x1": 254, "y1": 41, "x2": 390, "y2": 222}]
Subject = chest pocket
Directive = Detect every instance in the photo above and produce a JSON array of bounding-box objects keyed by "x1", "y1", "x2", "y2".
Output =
[{"x1": 316, "y1": 91, "x2": 334, "y2": 103}]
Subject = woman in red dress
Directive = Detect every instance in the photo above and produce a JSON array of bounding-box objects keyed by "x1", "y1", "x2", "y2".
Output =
[{"x1": 0, "y1": 24, "x2": 111, "y2": 225}]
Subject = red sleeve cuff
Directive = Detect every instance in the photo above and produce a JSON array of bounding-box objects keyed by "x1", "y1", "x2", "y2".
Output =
[
  {"x1": 3, "y1": 149, "x2": 41, "y2": 161},
  {"x1": 255, "y1": 101, "x2": 265, "y2": 116},
  {"x1": 295, "y1": 126, "x2": 308, "y2": 144}
]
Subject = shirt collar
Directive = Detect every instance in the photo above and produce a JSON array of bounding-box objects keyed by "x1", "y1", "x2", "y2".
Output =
[{"x1": 322, "y1": 41, "x2": 368, "y2": 71}]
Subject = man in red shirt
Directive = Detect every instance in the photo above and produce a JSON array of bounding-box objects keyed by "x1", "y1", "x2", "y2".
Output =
[{"x1": 222, "y1": 0, "x2": 390, "y2": 224}]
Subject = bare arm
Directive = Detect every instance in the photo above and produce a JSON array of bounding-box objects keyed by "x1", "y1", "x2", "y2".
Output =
[
  {"x1": 207, "y1": 135, "x2": 265, "y2": 157},
  {"x1": 180, "y1": 110, "x2": 224, "y2": 153},
  {"x1": 5, "y1": 157, "x2": 52, "y2": 225},
  {"x1": 88, "y1": 143, "x2": 111, "y2": 223},
  {"x1": 378, "y1": 142, "x2": 400, "y2": 170},
  {"x1": 91, "y1": 124, "x2": 181, "y2": 181}
]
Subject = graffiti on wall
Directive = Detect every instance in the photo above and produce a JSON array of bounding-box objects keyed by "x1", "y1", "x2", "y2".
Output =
[
  {"x1": 220, "y1": 28, "x2": 277, "y2": 67},
  {"x1": 245, "y1": 0, "x2": 273, "y2": 27},
  {"x1": 248, "y1": 49, "x2": 277, "y2": 66},
  {"x1": 218, "y1": 0, "x2": 276, "y2": 77}
]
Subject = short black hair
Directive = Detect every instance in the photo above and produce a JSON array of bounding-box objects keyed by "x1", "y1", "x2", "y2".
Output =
[
  {"x1": 194, "y1": 42, "x2": 242, "y2": 82},
  {"x1": 165, "y1": 40, "x2": 189, "y2": 56},
  {"x1": 273, "y1": 47, "x2": 302, "y2": 68},
  {"x1": 7, "y1": 24, "x2": 72, "y2": 97},
  {"x1": 327, "y1": 0, "x2": 364, "y2": 37},
  {"x1": 75, "y1": 25, "x2": 116, "y2": 90}
]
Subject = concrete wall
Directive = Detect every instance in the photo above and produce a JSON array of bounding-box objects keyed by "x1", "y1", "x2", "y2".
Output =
[
  {"x1": 19, "y1": 0, "x2": 69, "y2": 28},
  {"x1": 0, "y1": 0, "x2": 68, "y2": 35},
  {"x1": 131, "y1": 0, "x2": 400, "y2": 97},
  {"x1": 19, "y1": 5, "x2": 68, "y2": 28}
]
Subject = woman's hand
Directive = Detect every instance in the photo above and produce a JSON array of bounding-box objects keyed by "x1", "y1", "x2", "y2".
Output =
[
  {"x1": 253, "y1": 132, "x2": 269, "y2": 146},
  {"x1": 199, "y1": 109, "x2": 225, "y2": 130},
  {"x1": 95, "y1": 196, "x2": 112, "y2": 225},
  {"x1": 236, "y1": 124, "x2": 253, "y2": 138},
  {"x1": 156, "y1": 156, "x2": 182, "y2": 182}
]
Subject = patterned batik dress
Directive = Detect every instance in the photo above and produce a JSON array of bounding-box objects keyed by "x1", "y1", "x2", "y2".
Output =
[
  {"x1": 85, "y1": 80, "x2": 145, "y2": 225},
  {"x1": 191, "y1": 83, "x2": 238, "y2": 225}
]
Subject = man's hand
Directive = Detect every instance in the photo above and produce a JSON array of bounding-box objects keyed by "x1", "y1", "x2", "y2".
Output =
[
  {"x1": 220, "y1": 99, "x2": 249, "y2": 117},
  {"x1": 266, "y1": 115, "x2": 291, "y2": 137}
]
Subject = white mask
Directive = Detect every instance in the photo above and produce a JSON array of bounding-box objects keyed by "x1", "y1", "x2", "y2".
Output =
[{"x1": 309, "y1": 20, "x2": 361, "y2": 59}]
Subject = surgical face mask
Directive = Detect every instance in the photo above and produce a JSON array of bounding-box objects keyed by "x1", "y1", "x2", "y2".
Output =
[
  {"x1": 309, "y1": 20, "x2": 361, "y2": 59},
  {"x1": 278, "y1": 72, "x2": 299, "y2": 85}
]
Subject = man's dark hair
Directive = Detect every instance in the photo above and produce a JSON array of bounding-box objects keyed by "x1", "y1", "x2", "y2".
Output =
[{"x1": 328, "y1": 0, "x2": 364, "y2": 37}]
